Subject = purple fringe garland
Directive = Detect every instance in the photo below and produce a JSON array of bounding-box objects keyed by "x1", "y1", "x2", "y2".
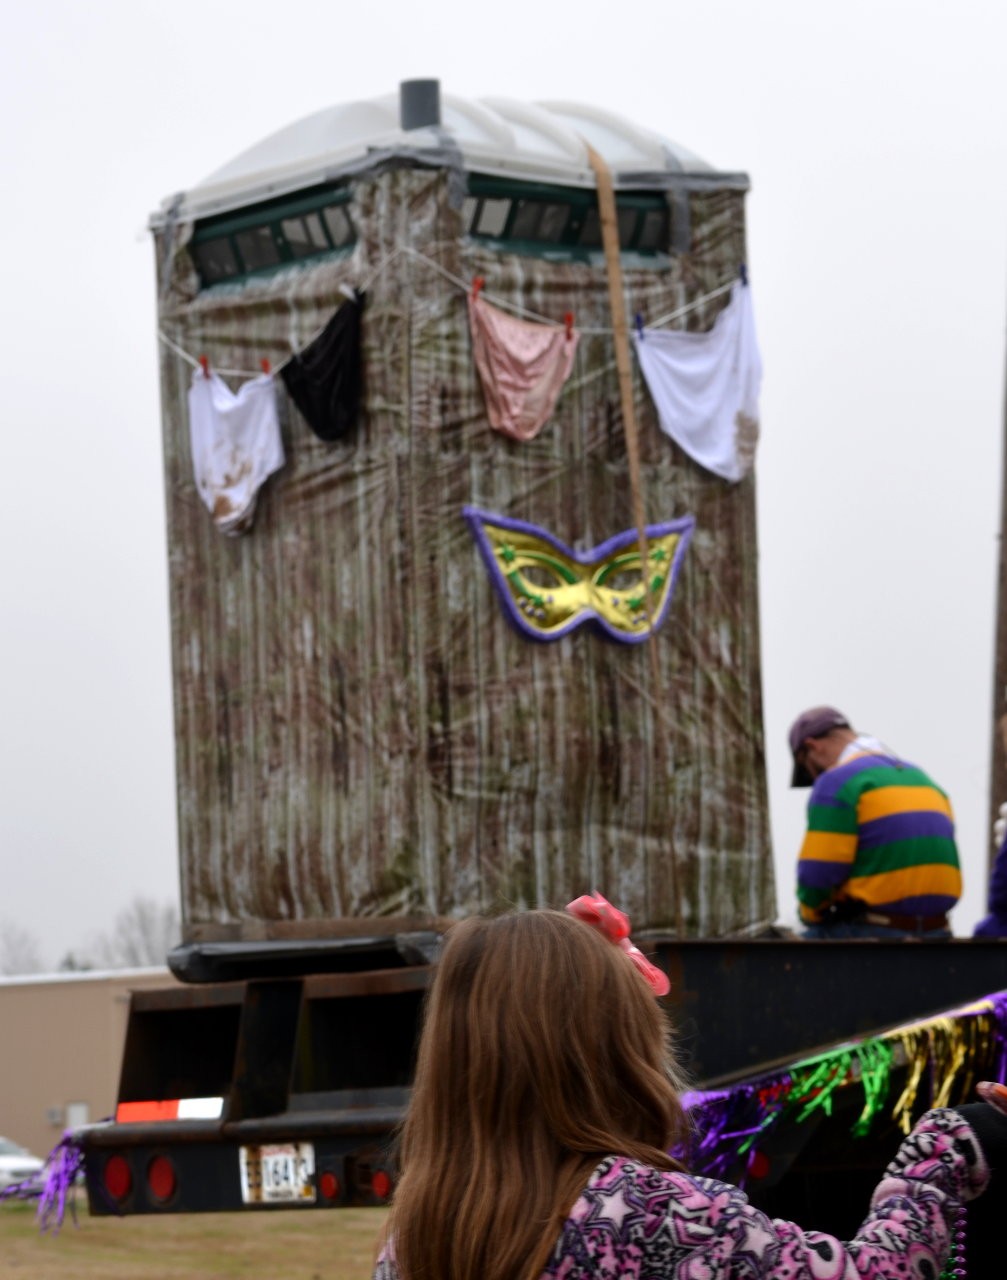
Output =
[
  {"x1": 0, "y1": 1130, "x2": 85, "y2": 1235},
  {"x1": 678, "y1": 991, "x2": 1007, "y2": 1185},
  {"x1": 679, "y1": 1076, "x2": 793, "y2": 1184},
  {"x1": 990, "y1": 992, "x2": 1007, "y2": 1082}
]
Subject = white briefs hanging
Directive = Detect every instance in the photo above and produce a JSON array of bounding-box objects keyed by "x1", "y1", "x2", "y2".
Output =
[
  {"x1": 188, "y1": 369, "x2": 285, "y2": 535},
  {"x1": 632, "y1": 282, "x2": 762, "y2": 483}
]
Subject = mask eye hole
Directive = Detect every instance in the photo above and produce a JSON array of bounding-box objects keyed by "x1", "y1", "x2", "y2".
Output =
[
  {"x1": 520, "y1": 564, "x2": 565, "y2": 589},
  {"x1": 602, "y1": 568, "x2": 642, "y2": 591}
]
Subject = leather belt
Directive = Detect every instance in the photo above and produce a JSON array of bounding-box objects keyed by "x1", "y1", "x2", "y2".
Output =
[{"x1": 863, "y1": 911, "x2": 949, "y2": 932}]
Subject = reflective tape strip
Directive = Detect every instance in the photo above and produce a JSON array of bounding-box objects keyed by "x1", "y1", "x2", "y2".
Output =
[
  {"x1": 116, "y1": 1097, "x2": 223, "y2": 1123},
  {"x1": 177, "y1": 1097, "x2": 224, "y2": 1120}
]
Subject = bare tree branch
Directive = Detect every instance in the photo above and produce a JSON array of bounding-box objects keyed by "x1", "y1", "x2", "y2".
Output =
[
  {"x1": 0, "y1": 920, "x2": 45, "y2": 975},
  {"x1": 89, "y1": 898, "x2": 180, "y2": 969}
]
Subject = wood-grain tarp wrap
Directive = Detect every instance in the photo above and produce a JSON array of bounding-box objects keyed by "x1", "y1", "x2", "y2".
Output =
[{"x1": 155, "y1": 165, "x2": 774, "y2": 941}]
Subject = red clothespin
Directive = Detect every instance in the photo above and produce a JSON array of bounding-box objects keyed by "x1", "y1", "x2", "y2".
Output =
[
  {"x1": 198, "y1": 355, "x2": 210, "y2": 378},
  {"x1": 471, "y1": 275, "x2": 485, "y2": 301},
  {"x1": 564, "y1": 312, "x2": 574, "y2": 340},
  {"x1": 260, "y1": 357, "x2": 271, "y2": 375}
]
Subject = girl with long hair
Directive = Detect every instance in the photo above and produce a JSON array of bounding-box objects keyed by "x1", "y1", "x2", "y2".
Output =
[{"x1": 374, "y1": 908, "x2": 1005, "y2": 1280}]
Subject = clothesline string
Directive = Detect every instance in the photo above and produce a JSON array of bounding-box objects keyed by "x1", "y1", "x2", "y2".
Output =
[
  {"x1": 648, "y1": 280, "x2": 735, "y2": 330},
  {"x1": 402, "y1": 245, "x2": 734, "y2": 334},
  {"x1": 401, "y1": 245, "x2": 569, "y2": 328},
  {"x1": 359, "y1": 242, "x2": 411, "y2": 294},
  {"x1": 159, "y1": 244, "x2": 738, "y2": 380},
  {"x1": 158, "y1": 327, "x2": 202, "y2": 371}
]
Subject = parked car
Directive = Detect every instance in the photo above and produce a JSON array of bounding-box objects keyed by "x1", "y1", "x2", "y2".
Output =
[{"x1": 0, "y1": 1135, "x2": 44, "y2": 1191}]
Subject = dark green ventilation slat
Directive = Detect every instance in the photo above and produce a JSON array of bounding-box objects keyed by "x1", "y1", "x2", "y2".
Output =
[{"x1": 190, "y1": 185, "x2": 356, "y2": 289}]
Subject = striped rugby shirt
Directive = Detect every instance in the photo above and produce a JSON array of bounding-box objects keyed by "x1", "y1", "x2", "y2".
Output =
[{"x1": 797, "y1": 748, "x2": 961, "y2": 924}]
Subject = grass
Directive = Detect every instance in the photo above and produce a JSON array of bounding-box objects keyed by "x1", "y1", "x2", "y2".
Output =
[{"x1": 0, "y1": 1199, "x2": 388, "y2": 1278}]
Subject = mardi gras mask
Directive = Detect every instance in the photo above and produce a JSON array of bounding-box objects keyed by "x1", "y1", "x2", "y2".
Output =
[{"x1": 462, "y1": 506, "x2": 694, "y2": 643}]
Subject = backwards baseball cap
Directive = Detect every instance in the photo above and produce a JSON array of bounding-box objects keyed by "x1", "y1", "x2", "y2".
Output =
[{"x1": 788, "y1": 706, "x2": 851, "y2": 787}]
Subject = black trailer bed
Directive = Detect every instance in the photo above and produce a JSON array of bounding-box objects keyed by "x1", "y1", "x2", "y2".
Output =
[{"x1": 78, "y1": 937, "x2": 1007, "y2": 1230}]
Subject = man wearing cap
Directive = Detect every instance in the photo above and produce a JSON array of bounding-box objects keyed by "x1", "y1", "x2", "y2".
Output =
[{"x1": 789, "y1": 707, "x2": 961, "y2": 938}]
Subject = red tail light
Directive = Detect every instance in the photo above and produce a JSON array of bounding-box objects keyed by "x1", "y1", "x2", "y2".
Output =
[
  {"x1": 319, "y1": 1170, "x2": 341, "y2": 1202},
  {"x1": 103, "y1": 1155, "x2": 133, "y2": 1201},
  {"x1": 747, "y1": 1150, "x2": 770, "y2": 1180},
  {"x1": 147, "y1": 1155, "x2": 178, "y2": 1203},
  {"x1": 371, "y1": 1169, "x2": 392, "y2": 1200}
]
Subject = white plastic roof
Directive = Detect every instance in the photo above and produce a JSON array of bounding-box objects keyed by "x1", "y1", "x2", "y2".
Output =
[{"x1": 159, "y1": 89, "x2": 746, "y2": 223}]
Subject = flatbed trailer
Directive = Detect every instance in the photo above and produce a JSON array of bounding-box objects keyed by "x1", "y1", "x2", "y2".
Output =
[{"x1": 81, "y1": 936, "x2": 1007, "y2": 1225}]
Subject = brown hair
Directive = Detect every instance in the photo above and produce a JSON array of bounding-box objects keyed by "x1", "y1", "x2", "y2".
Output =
[{"x1": 386, "y1": 909, "x2": 688, "y2": 1280}]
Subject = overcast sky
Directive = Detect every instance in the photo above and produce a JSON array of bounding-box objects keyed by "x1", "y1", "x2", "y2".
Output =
[{"x1": 1, "y1": 1, "x2": 1005, "y2": 966}]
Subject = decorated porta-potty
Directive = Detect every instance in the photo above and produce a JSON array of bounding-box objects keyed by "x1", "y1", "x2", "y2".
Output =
[{"x1": 151, "y1": 80, "x2": 771, "y2": 942}]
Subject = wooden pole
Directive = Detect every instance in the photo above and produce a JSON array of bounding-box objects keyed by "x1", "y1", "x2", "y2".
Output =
[{"x1": 587, "y1": 144, "x2": 685, "y2": 936}]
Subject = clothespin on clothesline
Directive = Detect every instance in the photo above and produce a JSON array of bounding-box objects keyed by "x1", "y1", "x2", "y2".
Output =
[
  {"x1": 564, "y1": 312, "x2": 574, "y2": 340},
  {"x1": 471, "y1": 275, "x2": 485, "y2": 301},
  {"x1": 739, "y1": 263, "x2": 748, "y2": 286},
  {"x1": 198, "y1": 355, "x2": 210, "y2": 378},
  {"x1": 260, "y1": 357, "x2": 271, "y2": 375},
  {"x1": 634, "y1": 313, "x2": 645, "y2": 341}
]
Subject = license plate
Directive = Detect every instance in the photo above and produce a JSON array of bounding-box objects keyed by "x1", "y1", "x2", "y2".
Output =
[{"x1": 239, "y1": 1142, "x2": 316, "y2": 1204}]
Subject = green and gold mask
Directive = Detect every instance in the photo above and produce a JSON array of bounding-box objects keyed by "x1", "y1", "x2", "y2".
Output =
[{"x1": 463, "y1": 507, "x2": 695, "y2": 643}]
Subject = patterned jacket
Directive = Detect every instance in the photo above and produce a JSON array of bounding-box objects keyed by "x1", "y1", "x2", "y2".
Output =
[{"x1": 374, "y1": 1109, "x2": 986, "y2": 1280}]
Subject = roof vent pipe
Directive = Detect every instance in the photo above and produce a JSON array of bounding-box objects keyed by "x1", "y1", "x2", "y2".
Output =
[{"x1": 400, "y1": 79, "x2": 441, "y2": 130}]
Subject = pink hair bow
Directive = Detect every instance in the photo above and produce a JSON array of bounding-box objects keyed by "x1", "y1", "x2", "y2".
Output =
[{"x1": 566, "y1": 892, "x2": 670, "y2": 997}]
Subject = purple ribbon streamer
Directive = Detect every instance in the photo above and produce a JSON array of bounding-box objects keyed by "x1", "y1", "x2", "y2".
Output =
[
  {"x1": 678, "y1": 1075, "x2": 793, "y2": 1183},
  {"x1": 0, "y1": 1166, "x2": 44, "y2": 1204},
  {"x1": 989, "y1": 992, "x2": 1007, "y2": 1083},
  {"x1": 0, "y1": 1131, "x2": 87, "y2": 1234}
]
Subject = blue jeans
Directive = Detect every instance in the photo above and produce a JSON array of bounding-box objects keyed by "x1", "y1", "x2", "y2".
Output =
[{"x1": 802, "y1": 920, "x2": 951, "y2": 940}]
